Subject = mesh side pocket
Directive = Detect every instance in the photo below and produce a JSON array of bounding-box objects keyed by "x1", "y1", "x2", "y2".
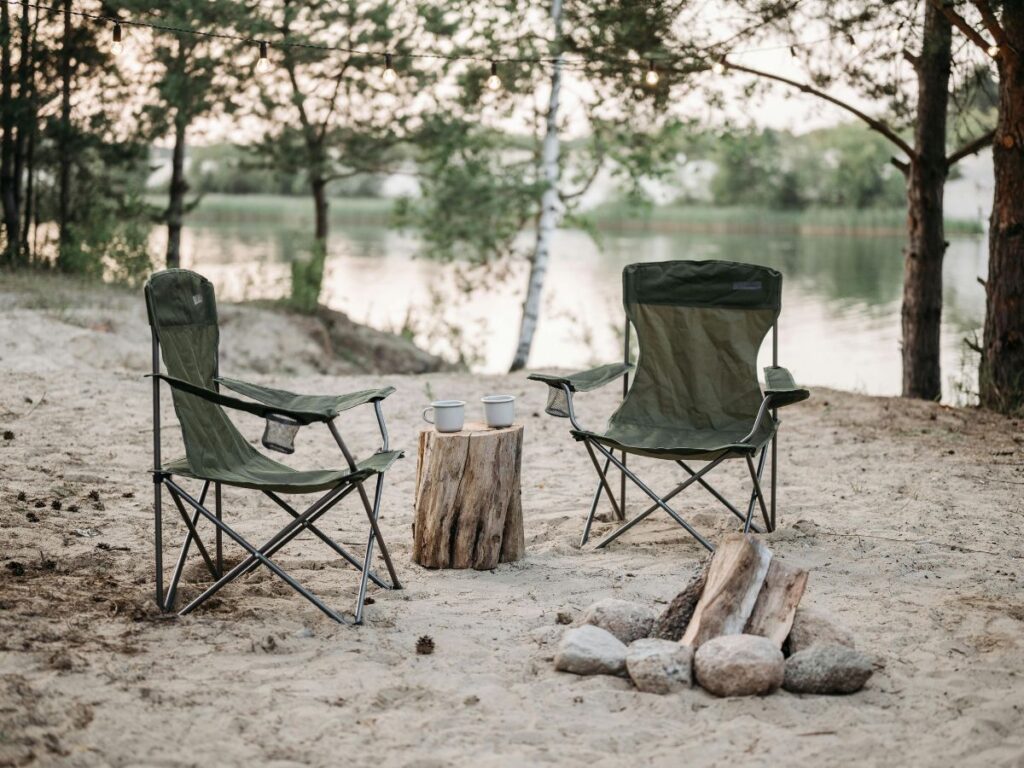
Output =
[
  {"x1": 545, "y1": 387, "x2": 570, "y2": 418},
  {"x1": 262, "y1": 413, "x2": 300, "y2": 454}
]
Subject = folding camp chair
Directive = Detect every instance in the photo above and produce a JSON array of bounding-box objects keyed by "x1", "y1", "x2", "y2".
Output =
[
  {"x1": 529, "y1": 260, "x2": 809, "y2": 552},
  {"x1": 145, "y1": 269, "x2": 403, "y2": 624}
]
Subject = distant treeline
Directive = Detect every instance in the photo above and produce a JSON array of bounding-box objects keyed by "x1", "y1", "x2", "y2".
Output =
[{"x1": 170, "y1": 122, "x2": 910, "y2": 213}]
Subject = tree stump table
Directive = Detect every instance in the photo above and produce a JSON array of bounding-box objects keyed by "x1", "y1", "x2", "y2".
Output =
[{"x1": 412, "y1": 422, "x2": 525, "y2": 569}]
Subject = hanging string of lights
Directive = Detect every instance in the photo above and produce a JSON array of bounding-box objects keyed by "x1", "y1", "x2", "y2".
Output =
[{"x1": 5, "y1": 0, "x2": 917, "y2": 91}]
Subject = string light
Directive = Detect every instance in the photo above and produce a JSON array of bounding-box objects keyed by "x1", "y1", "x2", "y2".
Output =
[
  {"x1": 486, "y1": 60, "x2": 501, "y2": 90},
  {"x1": 110, "y1": 22, "x2": 123, "y2": 56},
  {"x1": 987, "y1": 43, "x2": 1000, "y2": 57},
  {"x1": 255, "y1": 40, "x2": 270, "y2": 73},
  {"x1": 382, "y1": 52, "x2": 397, "y2": 85},
  {"x1": 644, "y1": 60, "x2": 659, "y2": 86},
  {"x1": 712, "y1": 58, "x2": 726, "y2": 75}
]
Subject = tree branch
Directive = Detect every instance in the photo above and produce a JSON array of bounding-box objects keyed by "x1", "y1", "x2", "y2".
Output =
[
  {"x1": 927, "y1": 0, "x2": 992, "y2": 53},
  {"x1": 946, "y1": 128, "x2": 995, "y2": 167},
  {"x1": 972, "y1": 0, "x2": 1006, "y2": 44},
  {"x1": 719, "y1": 61, "x2": 915, "y2": 159}
]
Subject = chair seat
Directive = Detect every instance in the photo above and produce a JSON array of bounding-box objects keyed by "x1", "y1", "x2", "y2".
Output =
[
  {"x1": 572, "y1": 418, "x2": 776, "y2": 462},
  {"x1": 162, "y1": 449, "x2": 403, "y2": 494}
]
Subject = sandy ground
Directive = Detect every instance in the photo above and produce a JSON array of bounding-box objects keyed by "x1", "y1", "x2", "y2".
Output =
[{"x1": 2, "y1": 278, "x2": 1024, "y2": 767}]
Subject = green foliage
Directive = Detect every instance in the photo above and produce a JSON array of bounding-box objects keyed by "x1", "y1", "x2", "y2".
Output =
[
  {"x1": 396, "y1": 119, "x2": 542, "y2": 263},
  {"x1": 706, "y1": 123, "x2": 904, "y2": 210}
]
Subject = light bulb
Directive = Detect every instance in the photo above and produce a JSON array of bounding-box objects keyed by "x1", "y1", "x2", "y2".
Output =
[
  {"x1": 988, "y1": 43, "x2": 1000, "y2": 57},
  {"x1": 712, "y1": 60, "x2": 726, "y2": 75},
  {"x1": 645, "y1": 61, "x2": 659, "y2": 86},
  {"x1": 486, "y1": 60, "x2": 501, "y2": 90},
  {"x1": 256, "y1": 41, "x2": 270, "y2": 73},
  {"x1": 111, "y1": 23, "x2": 123, "y2": 56},
  {"x1": 383, "y1": 53, "x2": 397, "y2": 85}
]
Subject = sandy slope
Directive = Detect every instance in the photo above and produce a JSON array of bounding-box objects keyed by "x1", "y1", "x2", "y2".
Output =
[{"x1": 1, "y1": 281, "x2": 1023, "y2": 767}]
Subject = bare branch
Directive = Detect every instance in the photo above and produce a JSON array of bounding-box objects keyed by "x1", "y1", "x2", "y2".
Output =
[
  {"x1": 719, "y1": 61, "x2": 916, "y2": 160},
  {"x1": 928, "y1": 0, "x2": 993, "y2": 53},
  {"x1": 972, "y1": 0, "x2": 1006, "y2": 43},
  {"x1": 946, "y1": 128, "x2": 995, "y2": 167}
]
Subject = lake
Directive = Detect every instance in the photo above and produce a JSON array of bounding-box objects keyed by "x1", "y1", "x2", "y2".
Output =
[{"x1": 163, "y1": 215, "x2": 988, "y2": 404}]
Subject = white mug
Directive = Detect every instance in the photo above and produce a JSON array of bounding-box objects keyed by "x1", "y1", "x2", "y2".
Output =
[
  {"x1": 423, "y1": 400, "x2": 465, "y2": 433},
  {"x1": 481, "y1": 394, "x2": 515, "y2": 428}
]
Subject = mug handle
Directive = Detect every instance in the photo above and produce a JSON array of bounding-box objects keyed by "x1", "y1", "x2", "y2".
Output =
[{"x1": 422, "y1": 406, "x2": 435, "y2": 424}]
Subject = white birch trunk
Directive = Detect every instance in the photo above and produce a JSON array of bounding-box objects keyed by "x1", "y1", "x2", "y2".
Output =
[{"x1": 509, "y1": 0, "x2": 562, "y2": 372}]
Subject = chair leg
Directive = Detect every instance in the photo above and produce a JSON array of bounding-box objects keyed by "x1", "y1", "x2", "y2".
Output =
[
  {"x1": 154, "y1": 477, "x2": 164, "y2": 610},
  {"x1": 580, "y1": 455, "x2": 611, "y2": 547},
  {"x1": 743, "y1": 447, "x2": 768, "y2": 534},
  {"x1": 215, "y1": 482, "x2": 223, "y2": 577},
  {"x1": 583, "y1": 441, "x2": 623, "y2": 519},
  {"x1": 354, "y1": 476, "x2": 386, "y2": 625},
  {"x1": 163, "y1": 506, "x2": 203, "y2": 611},
  {"x1": 591, "y1": 444, "x2": 720, "y2": 551},
  {"x1": 676, "y1": 461, "x2": 763, "y2": 534},
  {"x1": 262, "y1": 489, "x2": 391, "y2": 589},
  {"x1": 745, "y1": 455, "x2": 771, "y2": 532},
  {"x1": 165, "y1": 479, "x2": 348, "y2": 624},
  {"x1": 166, "y1": 486, "x2": 218, "y2": 580},
  {"x1": 770, "y1": 432, "x2": 778, "y2": 532}
]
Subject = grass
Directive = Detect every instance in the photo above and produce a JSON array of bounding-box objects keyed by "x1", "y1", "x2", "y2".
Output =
[{"x1": 172, "y1": 193, "x2": 986, "y2": 237}]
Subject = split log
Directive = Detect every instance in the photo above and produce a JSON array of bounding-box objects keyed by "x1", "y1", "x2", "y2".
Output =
[
  {"x1": 680, "y1": 533, "x2": 771, "y2": 648},
  {"x1": 412, "y1": 423, "x2": 525, "y2": 569},
  {"x1": 651, "y1": 555, "x2": 713, "y2": 641},
  {"x1": 745, "y1": 559, "x2": 808, "y2": 649}
]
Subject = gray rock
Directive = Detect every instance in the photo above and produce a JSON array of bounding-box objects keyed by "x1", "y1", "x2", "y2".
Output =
[
  {"x1": 783, "y1": 645, "x2": 873, "y2": 695},
  {"x1": 626, "y1": 639, "x2": 693, "y2": 694},
  {"x1": 554, "y1": 625, "x2": 628, "y2": 676},
  {"x1": 787, "y1": 606, "x2": 856, "y2": 654},
  {"x1": 694, "y1": 634, "x2": 785, "y2": 697},
  {"x1": 578, "y1": 598, "x2": 657, "y2": 644}
]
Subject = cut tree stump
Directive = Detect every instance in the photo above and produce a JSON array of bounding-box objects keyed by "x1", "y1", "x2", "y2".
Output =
[
  {"x1": 680, "y1": 533, "x2": 772, "y2": 648},
  {"x1": 746, "y1": 559, "x2": 808, "y2": 648},
  {"x1": 412, "y1": 423, "x2": 525, "y2": 570}
]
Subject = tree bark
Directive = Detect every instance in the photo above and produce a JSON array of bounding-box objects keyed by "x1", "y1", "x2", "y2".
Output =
[
  {"x1": 413, "y1": 423, "x2": 525, "y2": 569},
  {"x1": 980, "y1": 8, "x2": 1024, "y2": 414},
  {"x1": 901, "y1": 2, "x2": 951, "y2": 401},
  {"x1": 509, "y1": 0, "x2": 563, "y2": 372},
  {"x1": 56, "y1": 0, "x2": 72, "y2": 269},
  {"x1": 0, "y1": 1, "x2": 19, "y2": 263},
  {"x1": 165, "y1": 115, "x2": 187, "y2": 269}
]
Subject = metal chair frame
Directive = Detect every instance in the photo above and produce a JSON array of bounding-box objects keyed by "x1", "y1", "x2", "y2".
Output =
[
  {"x1": 566, "y1": 319, "x2": 781, "y2": 552},
  {"x1": 150, "y1": 333, "x2": 402, "y2": 625}
]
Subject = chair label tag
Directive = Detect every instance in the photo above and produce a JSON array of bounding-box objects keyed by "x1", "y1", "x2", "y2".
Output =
[
  {"x1": 192, "y1": 294, "x2": 203, "y2": 305},
  {"x1": 732, "y1": 281, "x2": 762, "y2": 291}
]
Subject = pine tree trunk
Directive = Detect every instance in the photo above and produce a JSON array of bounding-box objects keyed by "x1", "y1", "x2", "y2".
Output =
[
  {"x1": 165, "y1": 117, "x2": 187, "y2": 269},
  {"x1": 901, "y1": 3, "x2": 950, "y2": 401},
  {"x1": 980, "y1": 9, "x2": 1024, "y2": 414},
  {"x1": 56, "y1": 0, "x2": 72, "y2": 268},
  {"x1": 509, "y1": 0, "x2": 562, "y2": 373},
  {"x1": 0, "y1": 1, "x2": 20, "y2": 263}
]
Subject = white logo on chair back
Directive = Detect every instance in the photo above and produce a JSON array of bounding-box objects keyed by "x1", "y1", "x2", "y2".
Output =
[{"x1": 192, "y1": 294, "x2": 203, "y2": 305}]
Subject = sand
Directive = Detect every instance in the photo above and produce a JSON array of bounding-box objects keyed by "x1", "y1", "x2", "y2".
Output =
[{"x1": 2, "y1": 278, "x2": 1024, "y2": 767}]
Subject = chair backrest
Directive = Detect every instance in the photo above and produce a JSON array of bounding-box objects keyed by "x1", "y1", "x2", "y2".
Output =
[
  {"x1": 610, "y1": 260, "x2": 781, "y2": 434},
  {"x1": 145, "y1": 269, "x2": 254, "y2": 471}
]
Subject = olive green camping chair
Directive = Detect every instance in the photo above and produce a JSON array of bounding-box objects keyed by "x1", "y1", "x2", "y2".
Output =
[
  {"x1": 145, "y1": 269, "x2": 403, "y2": 624},
  {"x1": 529, "y1": 260, "x2": 809, "y2": 552}
]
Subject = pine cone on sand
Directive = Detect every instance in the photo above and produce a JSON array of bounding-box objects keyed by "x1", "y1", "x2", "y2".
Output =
[
  {"x1": 416, "y1": 635, "x2": 435, "y2": 655},
  {"x1": 651, "y1": 553, "x2": 714, "y2": 641}
]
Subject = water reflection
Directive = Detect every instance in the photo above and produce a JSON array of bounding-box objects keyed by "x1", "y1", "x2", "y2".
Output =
[{"x1": 164, "y1": 219, "x2": 987, "y2": 402}]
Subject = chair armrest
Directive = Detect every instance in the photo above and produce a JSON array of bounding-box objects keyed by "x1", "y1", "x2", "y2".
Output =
[
  {"x1": 215, "y1": 376, "x2": 395, "y2": 421},
  {"x1": 763, "y1": 366, "x2": 810, "y2": 408},
  {"x1": 147, "y1": 374, "x2": 321, "y2": 424},
  {"x1": 147, "y1": 374, "x2": 392, "y2": 425},
  {"x1": 527, "y1": 362, "x2": 633, "y2": 393}
]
